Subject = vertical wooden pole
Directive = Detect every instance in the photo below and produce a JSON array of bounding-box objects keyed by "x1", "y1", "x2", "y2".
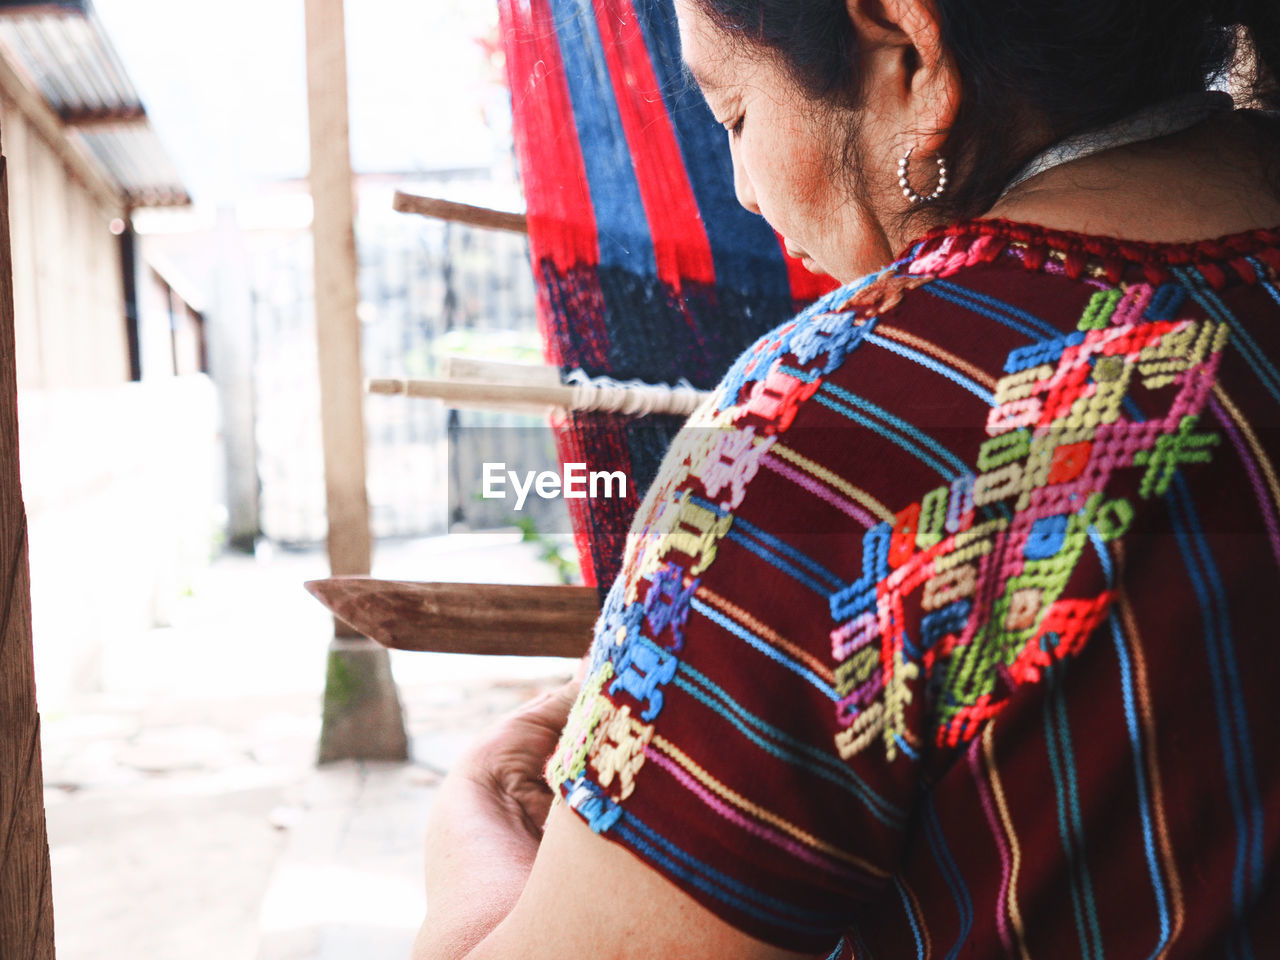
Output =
[
  {"x1": 0, "y1": 152, "x2": 56, "y2": 954},
  {"x1": 304, "y1": 0, "x2": 407, "y2": 762},
  {"x1": 303, "y1": 0, "x2": 370, "y2": 584}
]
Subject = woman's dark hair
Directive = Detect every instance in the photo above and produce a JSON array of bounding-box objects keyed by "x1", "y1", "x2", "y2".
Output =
[{"x1": 691, "y1": 0, "x2": 1280, "y2": 226}]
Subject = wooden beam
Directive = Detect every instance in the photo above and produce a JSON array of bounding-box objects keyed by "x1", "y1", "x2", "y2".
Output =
[
  {"x1": 305, "y1": 578, "x2": 597, "y2": 658},
  {"x1": 58, "y1": 104, "x2": 147, "y2": 128},
  {"x1": 369, "y1": 375, "x2": 569, "y2": 412},
  {"x1": 0, "y1": 48, "x2": 121, "y2": 215},
  {"x1": 304, "y1": 0, "x2": 371, "y2": 585},
  {"x1": 368, "y1": 375, "x2": 711, "y2": 417},
  {"x1": 0, "y1": 152, "x2": 56, "y2": 957},
  {"x1": 124, "y1": 187, "x2": 192, "y2": 209},
  {"x1": 305, "y1": 0, "x2": 407, "y2": 764},
  {"x1": 0, "y1": 3, "x2": 86, "y2": 16},
  {"x1": 392, "y1": 190, "x2": 528, "y2": 234}
]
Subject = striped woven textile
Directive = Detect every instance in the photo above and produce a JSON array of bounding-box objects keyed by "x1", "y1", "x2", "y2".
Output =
[
  {"x1": 497, "y1": 0, "x2": 835, "y2": 589},
  {"x1": 546, "y1": 218, "x2": 1280, "y2": 957}
]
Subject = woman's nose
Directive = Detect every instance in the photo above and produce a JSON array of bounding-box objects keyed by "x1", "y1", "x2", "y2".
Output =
[{"x1": 731, "y1": 146, "x2": 761, "y2": 216}]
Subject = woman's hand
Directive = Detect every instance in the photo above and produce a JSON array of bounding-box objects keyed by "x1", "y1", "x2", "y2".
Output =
[
  {"x1": 459, "y1": 681, "x2": 578, "y2": 846},
  {"x1": 413, "y1": 667, "x2": 813, "y2": 960},
  {"x1": 412, "y1": 679, "x2": 580, "y2": 960}
]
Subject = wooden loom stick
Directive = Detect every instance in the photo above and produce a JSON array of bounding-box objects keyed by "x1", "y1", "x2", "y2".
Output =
[
  {"x1": 305, "y1": 578, "x2": 597, "y2": 658},
  {"x1": 370, "y1": 376, "x2": 573, "y2": 410},
  {"x1": 367, "y1": 374, "x2": 710, "y2": 416},
  {"x1": 392, "y1": 190, "x2": 529, "y2": 235}
]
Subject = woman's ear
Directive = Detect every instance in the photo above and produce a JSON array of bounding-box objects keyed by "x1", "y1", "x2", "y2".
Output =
[{"x1": 845, "y1": 0, "x2": 959, "y2": 154}]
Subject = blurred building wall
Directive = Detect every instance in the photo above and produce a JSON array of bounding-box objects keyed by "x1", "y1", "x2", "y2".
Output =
[
  {"x1": 1, "y1": 90, "x2": 218, "y2": 707},
  {"x1": 1, "y1": 100, "x2": 130, "y2": 392}
]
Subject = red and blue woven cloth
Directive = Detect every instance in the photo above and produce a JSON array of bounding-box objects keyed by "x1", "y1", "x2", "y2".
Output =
[
  {"x1": 546, "y1": 218, "x2": 1280, "y2": 957},
  {"x1": 497, "y1": 0, "x2": 835, "y2": 590}
]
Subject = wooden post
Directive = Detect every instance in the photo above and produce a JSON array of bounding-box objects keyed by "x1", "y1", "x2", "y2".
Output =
[
  {"x1": 304, "y1": 0, "x2": 407, "y2": 762},
  {"x1": 0, "y1": 151, "x2": 56, "y2": 955}
]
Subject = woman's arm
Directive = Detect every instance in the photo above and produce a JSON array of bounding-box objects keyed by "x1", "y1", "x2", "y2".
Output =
[
  {"x1": 460, "y1": 803, "x2": 816, "y2": 959},
  {"x1": 411, "y1": 684, "x2": 575, "y2": 959},
  {"x1": 411, "y1": 685, "x2": 817, "y2": 960}
]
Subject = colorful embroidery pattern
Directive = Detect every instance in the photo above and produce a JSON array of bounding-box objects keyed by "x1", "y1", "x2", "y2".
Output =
[
  {"x1": 829, "y1": 291, "x2": 1229, "y2": 759},
  {"x1": 546, "y1": 266, "x2": 913, "y2": 807},
  {"x1": 552, "y1": 272, "x2": 1229, "y2": 784},
  {"x1": 545, "y1": 220, "x2": 1280, "y2": 958}
]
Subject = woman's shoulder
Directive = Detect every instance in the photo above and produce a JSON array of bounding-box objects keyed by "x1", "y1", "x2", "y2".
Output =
[
  {"x1": 717, "y1": 216, "x2": 1280, "y2": 422},
  {"x1": 648, "y1": 214, "x2": 1280, "y2": 765}
]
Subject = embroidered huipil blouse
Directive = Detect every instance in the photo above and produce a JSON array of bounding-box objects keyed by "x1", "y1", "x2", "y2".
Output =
[{"x1": 546, "y1": 219, "x2": 1280, "y2": 958}]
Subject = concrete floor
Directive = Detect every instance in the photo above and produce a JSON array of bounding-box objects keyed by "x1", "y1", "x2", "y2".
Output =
[{"x1": 37, "y1": 533, "x2": 579, "y2": 960}]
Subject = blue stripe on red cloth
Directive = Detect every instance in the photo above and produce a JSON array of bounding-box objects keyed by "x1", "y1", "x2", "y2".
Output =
[
  {"x1": 549, "y1": 0, "x2": 656, "y2": 274},
  {"x1": 617, "y1": 811, "x2": 849, "y2": 932},
  {"x1": 629, "y1": 0, "x2": 795, "y2": 301}
]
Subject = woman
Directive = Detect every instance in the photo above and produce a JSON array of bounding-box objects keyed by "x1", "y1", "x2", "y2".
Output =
[{"x1": 416, "y1": 0, "x2": 1280, "y2": 956}]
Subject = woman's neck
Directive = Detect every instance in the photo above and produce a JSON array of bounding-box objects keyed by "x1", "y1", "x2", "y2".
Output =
[{"x1": 983, "y1": 112, "x2": 1280, "y2": 243}]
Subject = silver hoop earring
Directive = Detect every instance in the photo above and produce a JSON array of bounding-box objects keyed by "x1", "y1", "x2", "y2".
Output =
[{"x1": 897, "y1": 147, "x2": 948, "y2": 204}]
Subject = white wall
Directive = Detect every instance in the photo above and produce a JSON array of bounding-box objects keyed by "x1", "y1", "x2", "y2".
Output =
[{"x1": 20, "y1": 376, "x2": 221, "y2": 707}]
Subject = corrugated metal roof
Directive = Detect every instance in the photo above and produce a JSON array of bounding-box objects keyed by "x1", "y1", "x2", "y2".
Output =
[
  {"x1": 0, "y1": 0, "x2": 190, "y2": 206},
  {"x1": 0, "y1": 2, "x2": 87, "y2": 14},
  {"x1": 77, "y1": 125, "x2": 187, "y2": 206}
]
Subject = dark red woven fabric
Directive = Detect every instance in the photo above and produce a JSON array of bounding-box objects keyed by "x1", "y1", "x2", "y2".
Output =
[{"x1": 546, "y1": 219, "x2": 1280, "y2": 957}]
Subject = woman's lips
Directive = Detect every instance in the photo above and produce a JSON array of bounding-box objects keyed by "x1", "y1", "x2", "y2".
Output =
[
  {"x1": 789, "y1": 250, "x2": 828, "y2": 276},
  {"x1": 784, "y1": 240, "x2": 827, "y2": 275}
]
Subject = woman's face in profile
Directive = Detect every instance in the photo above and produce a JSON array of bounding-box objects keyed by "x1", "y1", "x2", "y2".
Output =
[{"x1": 676, "y1": 0, "x2": 899, "y2": 281}]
